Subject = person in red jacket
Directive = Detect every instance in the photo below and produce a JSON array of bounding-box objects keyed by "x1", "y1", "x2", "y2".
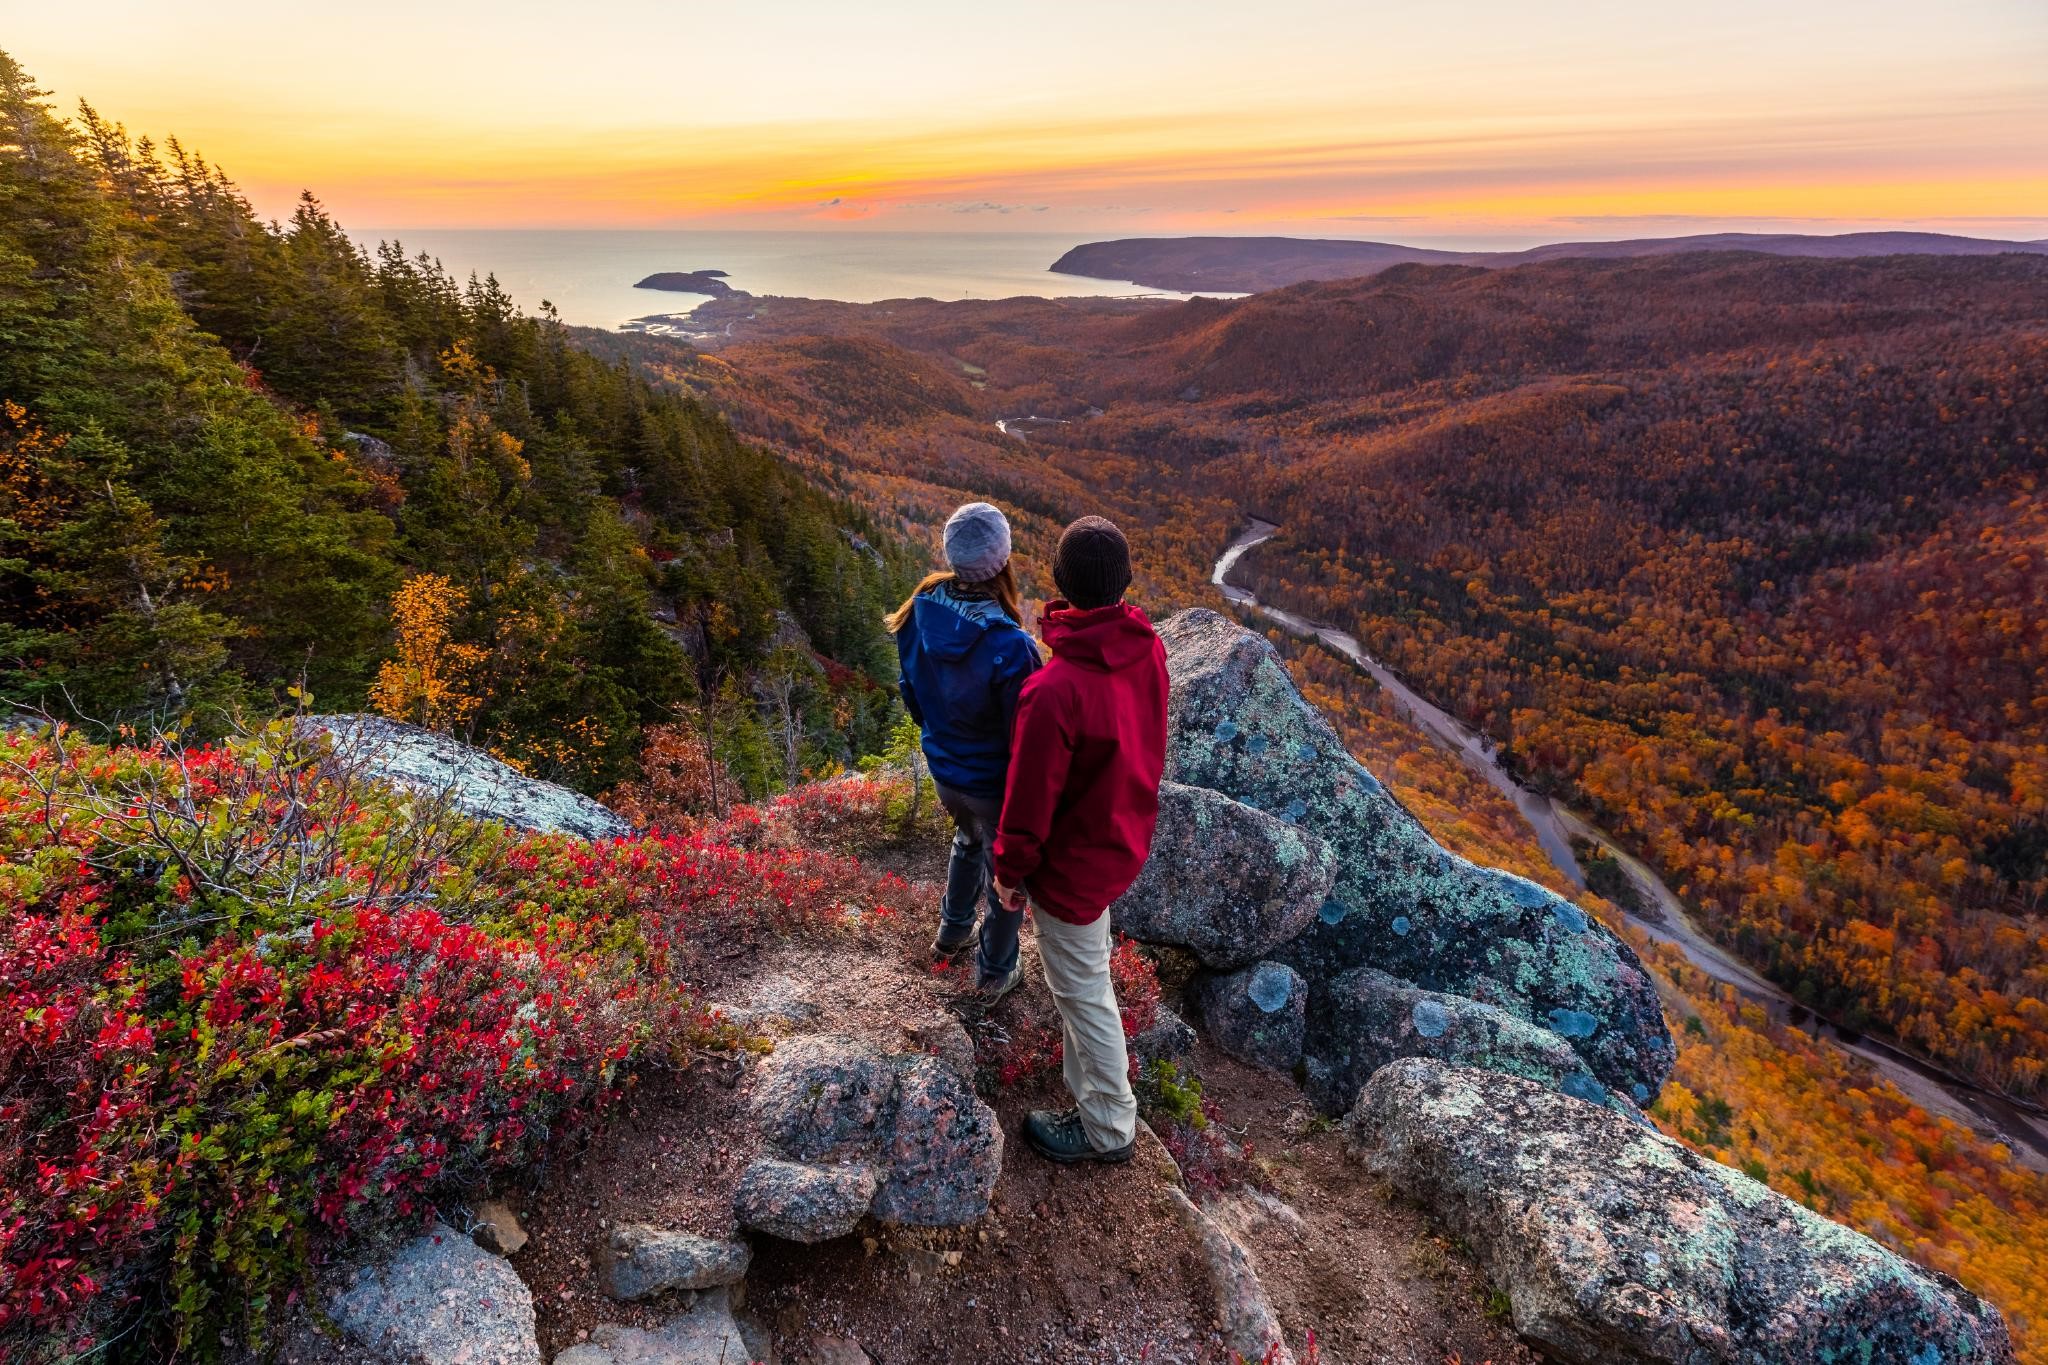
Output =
[{"x1": 993, "y1": 516, "x2": 1167, "y2": 1164}]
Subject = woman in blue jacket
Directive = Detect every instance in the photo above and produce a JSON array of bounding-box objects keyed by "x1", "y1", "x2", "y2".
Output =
[{"x1": 887, "y1": 502, "x2": 1040, "y2": 1001}]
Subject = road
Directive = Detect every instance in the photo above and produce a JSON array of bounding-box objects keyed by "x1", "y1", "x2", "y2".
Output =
[{"x1": 1214, "y1": 517, "x2": 2048, "y2": 1170}]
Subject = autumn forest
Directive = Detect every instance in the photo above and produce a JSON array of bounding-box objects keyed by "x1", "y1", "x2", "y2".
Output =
[
  {"x1": 5, "y1": 39, "x2": 2048, "y2": 1363},
  {"x1": 637, "y1": 252, "x2": 2048, "y2": 1354}
]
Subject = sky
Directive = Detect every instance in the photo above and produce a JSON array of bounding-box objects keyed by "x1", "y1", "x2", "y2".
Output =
[{"x1": 11, "y1": 0, "x2": 2048, "y2": 243}]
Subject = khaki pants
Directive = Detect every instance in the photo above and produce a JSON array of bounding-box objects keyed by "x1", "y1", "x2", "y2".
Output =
[{"x1": 1032, "y1": 906, "x2": 1139, "y2": 1151}]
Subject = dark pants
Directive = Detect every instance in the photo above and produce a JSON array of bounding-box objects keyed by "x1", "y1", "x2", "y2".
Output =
[{"x1": 934, "y1": 780, "x2": 1023, "y2": 985}]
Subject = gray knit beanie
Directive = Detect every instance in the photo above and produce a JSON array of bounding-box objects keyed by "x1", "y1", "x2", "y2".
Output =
[{"x1": 942, "y1": 502, "x2": 1012, "y2": 583}]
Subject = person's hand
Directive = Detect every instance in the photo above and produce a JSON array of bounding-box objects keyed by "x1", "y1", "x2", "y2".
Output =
[{"x1": 994, "y1": 877, "x2": 1027, "y2": 910}]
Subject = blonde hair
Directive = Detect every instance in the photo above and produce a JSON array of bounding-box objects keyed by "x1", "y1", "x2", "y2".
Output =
[{"x1": 885, "y1": 562, "x2": 1022, "y2": 634}]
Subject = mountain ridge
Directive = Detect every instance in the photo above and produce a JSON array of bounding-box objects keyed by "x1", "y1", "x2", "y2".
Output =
[{"x1": 1051, "y1": 230, "x2": 2048, "y2": 292}]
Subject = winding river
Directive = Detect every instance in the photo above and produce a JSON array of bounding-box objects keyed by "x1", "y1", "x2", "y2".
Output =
[{"x1": 1214, "y1": 517, "x2": 2048, "y2": 1171}]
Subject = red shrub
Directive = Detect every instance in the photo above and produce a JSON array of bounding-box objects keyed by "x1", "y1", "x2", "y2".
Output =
[
  {"x1": 1110, "y1": 936, "x2": 1161, "y2": 1038},
  {"x1": 0, "y1": 729, "x2": 912, "y2": 1358}
]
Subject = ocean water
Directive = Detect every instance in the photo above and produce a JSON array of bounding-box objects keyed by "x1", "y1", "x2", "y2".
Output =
[{"x1": 342, "y1": 229, "x2": 1232, "y2": 330}]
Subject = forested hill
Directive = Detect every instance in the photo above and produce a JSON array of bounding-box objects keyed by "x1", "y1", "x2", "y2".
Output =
[
  {"x1": 0, "y1": 52, "x2": 914, "y2": 792},
  {"x1": 651, "y1": 252, "x2": 2048, "y2": 1112},
  {"x1": 1050, "y1": 230, "x2": 2048, "y2": 292}
]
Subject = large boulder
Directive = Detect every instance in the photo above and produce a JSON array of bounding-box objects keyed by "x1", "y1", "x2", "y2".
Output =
[
  {"x1": 1190, "y1": 961, "x2": 1307, "y2": 1071},
  {"x1": 734, "y1": 1033, "x2": 1001, "y2": 1241},
  {"x1": 1349, "y1": 1060, "x2": 2017, "y2": 1365},
  {"x1": 328, "y1": 1223, "x2": 541, "y2": 1364},
  {"x1": 1303, "y1": 966, "x2": 1626, "y2": 1117},
  {"x1": 308, "y1": 713, "x2": 633, "y2": 840},
  {"x1": 1155, "y1": 610, "x2": 1673, "y2": 1101},
  {"x1": 1111, "y1": 781, "x2": 1335, "y2": 968}
]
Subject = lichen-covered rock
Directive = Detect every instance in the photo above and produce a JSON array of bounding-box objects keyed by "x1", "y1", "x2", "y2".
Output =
[
  {"x1": 308, "y1": 714, "x2": 632, "y2": 840},
  {"x1": 871, "y1": 1057, "x2": 1005, "y2": 1226},
  {"x1": 328, "y1": 1223, "x2": 541, "y2": 1364},
  {"x1": 1190, "y1": 961, "x2": 1306, "y2": 1070},
  {"x1": 1131, "y1": 1002, "x2": 1197, "y2": 1072},
  {"x1": 1349, "y1": 1060, "x2": 2017, "y2": 1365},
  {"x1": 1111, "y1": 781, "x2": 1335, "y2": 968},
  {"x1": 553, "y1": 1289, "x2": 748, "y2": 1364},
  {"x1": 733, "y1": 1158, "x2": 877, "y2": 1242},
  {"x1": 735, "y1": 1032, "x2": 1001, "y2": 1239},
  {"x1": 1155, "y1": 610, "x2": 1672, "y2": 1101},
  {"x1": 1303, "y1": 966, "x2": 1622, "y2": 1117},
  {"x1": 748, "y1": 1035, "x2": 899, "y2": 1162},
  {"x1": 596, "y1": 1224, "x2": 751, "y2": 1301}
]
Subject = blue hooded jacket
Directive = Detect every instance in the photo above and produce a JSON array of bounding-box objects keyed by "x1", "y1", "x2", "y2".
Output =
[{"x1": 896, "y1": 583, "x2": 1041, "y2": 798}]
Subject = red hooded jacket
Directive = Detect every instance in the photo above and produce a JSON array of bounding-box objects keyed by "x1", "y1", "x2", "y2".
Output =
[{"x1": 993, "y1": 600, "x2": 1168, "y2": 924}]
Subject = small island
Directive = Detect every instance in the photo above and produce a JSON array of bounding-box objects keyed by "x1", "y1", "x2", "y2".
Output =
[{"x1": 634, "y1": 269, "x2": 739, "y2": 296}]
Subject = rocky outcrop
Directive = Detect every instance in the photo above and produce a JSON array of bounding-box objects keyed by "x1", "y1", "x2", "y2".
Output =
[
  {"x1": 1167, "y1": 1187, "x2": 1295, "y2": 1365},
  {"x1": 1302, "y1": 966, "x2": 1626, "y2": 1117},
  {"x1": 596, "y1": 1224, "x2": 751, "y2": 1301},
  {"x1": 734, "y1": 1034, "x2": 1001, "y2": 1241},
  {"x1": 308, "y1": 714, "x2": 632, "y2": 841},
  {"x1": 1111, "y1": 781, "x2": 1334, "y2": 968},
  {"x1": 1349, "y1": 1060, "x2": 2018, "y2": 1365},
  {"x1": 1190, "y1": 961, "x2": 1306, "y2": 1071},
  {"x1": 1153, "y1": 610, "x2": 1672, "y2": 1103},
  {"x1": 328, "y1": 1223, "x2": 541, "y2": 1364}
]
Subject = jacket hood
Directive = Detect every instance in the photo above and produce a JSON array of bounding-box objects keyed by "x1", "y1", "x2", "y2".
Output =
[
  {"x1": 913, "y1": 587, "x2": 1015, "y2": 662},
  {"x1": 1041, "y1": 600, "x2": 1158, "y2": 671}
]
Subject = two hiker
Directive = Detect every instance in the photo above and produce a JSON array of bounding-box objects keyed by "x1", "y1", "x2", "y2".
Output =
[{"x1": 891, "y1": 502, "x2": 1167, "y2": 1166}]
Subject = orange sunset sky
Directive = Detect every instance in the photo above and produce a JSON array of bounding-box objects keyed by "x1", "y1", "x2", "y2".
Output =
[{"x1": 11, "y1": 0, "x2": 2047, "y2": 242}]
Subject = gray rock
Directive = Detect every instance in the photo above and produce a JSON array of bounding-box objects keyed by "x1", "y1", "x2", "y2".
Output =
[
  {"x1": 552, "y1": 1290, "x2": 748, "y2": 1364},
  {"x1": 1167, "y1": 1188, "x2": 1295, "y2": 1365},
  {"x1": 1155, "y1": 609, "x2": 1673, "y2": 1103},
  {"x1": 1190, "y1": 962, "x2": 1306, "y2": 1070},
  {"x1": 307, "y1": 714, "x2": 633, "y2": 841},
  {"x1": 1349, "y1": 1060, "x2": 2017, "y2": 1365},
  {"x1": 733, "y1": 1158, "x2": 877, "y2": 1243},
  {"x1": 1130, "y1": 1002, "x2": 1197, "y2": 1073},
  {"x1": 748, "y1": 1036, "x2": 899, "y2": 1162},
  {"x1": 596, "y1": 1224, "x2": 751, "y2": 1301},
  {"x1": 871, "y1": 1057, "x2": 1004, "y2": 1227},
  {"x1": 1303, "y1": 966, "x2": 1623, "y2": 1117},
  {"x1": 328, "y1": 1223, "x2": 541, "y2": 1364},
  {"x1": 1111, "y1": 781, "x2": 1333, "y2": 968},
  {"x1": 735, "y1": 1033, "x2": 1001, "y2": 1238}
]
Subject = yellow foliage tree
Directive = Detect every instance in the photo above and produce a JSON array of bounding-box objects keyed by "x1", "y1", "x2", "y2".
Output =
[{"x1": 369, "y1": 572, "x2": 487, "y2": 732}]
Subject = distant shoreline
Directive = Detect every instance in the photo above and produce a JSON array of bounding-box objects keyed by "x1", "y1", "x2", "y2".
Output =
[{"x1": 1050, "y1": 230, "x2": 2048, "y2": 293}]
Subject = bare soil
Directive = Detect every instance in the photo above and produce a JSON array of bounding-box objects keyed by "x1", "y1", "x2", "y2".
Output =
[{"x1": 281, "y1": 845, "x2": 1528, "y2": 1365}]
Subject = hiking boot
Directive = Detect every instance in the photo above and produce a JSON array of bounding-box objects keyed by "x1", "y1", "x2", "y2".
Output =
[
  {"x1": 930, "y1": 930, "x2": 974, "y2": 966},
  {"x1": 975, "y1": 963, "x2": 1024, "y2": 1006},
  {"x1": 1024, "y1": 1107, "x2": 1135, "y2": 1165}
]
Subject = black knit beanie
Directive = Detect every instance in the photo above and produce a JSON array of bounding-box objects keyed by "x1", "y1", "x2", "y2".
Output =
[{"x1": 1053, "y1": 516, "x2": 1132, "y2": 610}]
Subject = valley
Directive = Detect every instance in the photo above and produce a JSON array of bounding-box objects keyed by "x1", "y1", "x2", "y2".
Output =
[
  {"x1": 12, "y1": 7, "x2": 2048, "y2": 1361},
  {"x1": 1214, "y1": 516, "x2": 2048, "y2": 1171},
  {"x1": 615, "y1": 248, "x2": 2048, "y2": 1352}
]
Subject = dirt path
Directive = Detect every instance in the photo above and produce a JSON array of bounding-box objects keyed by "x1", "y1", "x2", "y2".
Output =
[{"x1": 281, "y1": 850, "x2": 1525, "y2": 1365}]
